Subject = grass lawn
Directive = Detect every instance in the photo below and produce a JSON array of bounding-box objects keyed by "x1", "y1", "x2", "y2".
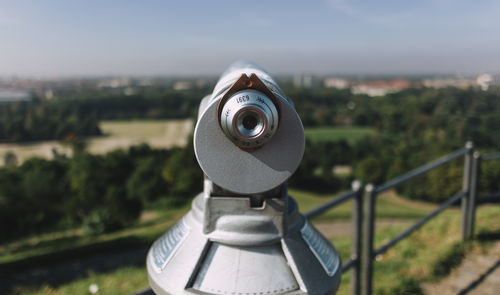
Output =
[
  {"x1": 17, "y1": 266, "x2": 148, "y2": 295},
  {"x1": 0, "y1": 203, "x2": 191, "y2": 270},
  {"x1": 324, "y1": 204, "x2": 500, "y2": 295},
  {"x1": 87, "y1": 119, "x2": 193, "y2": 153},
  {"x1": 5, "y1": 188, "x2": 500, "y2": 295},
  {"x1": 98, "y1": 119, "x2": 192, "y2": 139},
  {"x1": 290, "y1": 188, "x2": 433, "y2": 220},
  {"x1": 0, "y1": 119, "x2": 194, "y2": 166},
  {"x1": 305, "y1": 126, "x2": 376, "y2": 143}
]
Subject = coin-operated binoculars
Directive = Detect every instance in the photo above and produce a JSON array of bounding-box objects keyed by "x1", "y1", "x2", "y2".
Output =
[{"x1": 147, "y1": 61, "x2": 342, "y2": 294}]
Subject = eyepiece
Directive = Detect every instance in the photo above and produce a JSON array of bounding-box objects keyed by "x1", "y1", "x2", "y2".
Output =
[
  {"x1": 237, "y1": 109, "x2": 263, "y2": 137},
  {"x1": 220, "y1": 90, "x2": 278, "y2": 149},
  {"x1": 241, "y1": 113, "x2": 258, "y2": 132}
]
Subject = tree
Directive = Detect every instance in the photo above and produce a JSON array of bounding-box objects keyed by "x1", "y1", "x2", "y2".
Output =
[
  {"x1": 127, "y1": 156, "x2": 168, "y2": 205},
  {"x1": 354, "y1": 156, "x2": 385, "y2": 184},
  {"x1": 3, "y1": 151, "x2": 18, "y2": 168},
  {"x1": 162, "y1": 147, "x2": 202, "y2": 203}
]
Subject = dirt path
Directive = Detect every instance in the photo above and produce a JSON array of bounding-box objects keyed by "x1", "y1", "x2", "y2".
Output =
[{"x1": 421, "y1": 241, "x2": 500, "y2": 295}]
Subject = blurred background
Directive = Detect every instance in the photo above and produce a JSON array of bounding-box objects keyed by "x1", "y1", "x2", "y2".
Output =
[{"x1": 1, "y1": 1, "x2": 500, "y2": 294}]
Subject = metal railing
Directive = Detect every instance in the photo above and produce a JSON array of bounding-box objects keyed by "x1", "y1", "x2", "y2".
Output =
[
  {"x1": 304, "y1": 141, "x2": 500, "y2": 295},
  {"x1": 359, "y1": 142, "x2": 474, "y2": 295},
  {"x1": 464, "y1": 150, "x2": 500, "y2": 240}
]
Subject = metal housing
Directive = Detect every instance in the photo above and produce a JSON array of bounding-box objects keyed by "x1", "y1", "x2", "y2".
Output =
[{"x1": 147, "y1": 185, "x2": 342, "y2": 295}]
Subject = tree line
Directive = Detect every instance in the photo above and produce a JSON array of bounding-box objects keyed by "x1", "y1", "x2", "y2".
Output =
[
  {"x1": 0, "y1": 87, "x2": 209, "y2": 143},
  {"x1": 0, "y1": 143, "x2": 202, "y2": 242},
  {"x1": 2, "y1": 84, "x2": 500, "y2": 241},
  {"x1": 290, "y1": 85, "x2": 500, "y2": 202},
  {"x1": 4, "y1": 83, "x2": 500, "y2": 149}
]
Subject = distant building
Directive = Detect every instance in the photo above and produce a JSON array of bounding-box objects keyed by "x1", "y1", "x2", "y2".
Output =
[
  {"x1": 138, "y1": 78, "x2": 153, "y2": 86},
  {"x1": 173, "y1": 81, "x2": 193, "y2": 91},
  {"x1": 44, "y1": 89, "x2": 54, "y2": 100},
  {"x1": 0, "y1": 89, "x2": 31, "y2": 104},
  {"x1": 476, "y1": 74, "x2": 492, "y2": 91},
  {"x1": 323, "y1": 78, "x2": 349, "y2": 89},
  {"x1": 422, "y1": 77, "x2": 475, "y2": 89},
  {"x1": 293, "y1": 74, "x2": 315, "y2": 88},
  {"x1": 97, "y1": 78, "x2": 131, "y2": 88},
  {"x1": 351, "y1": 79, "x2": 411, "y2": 97}
]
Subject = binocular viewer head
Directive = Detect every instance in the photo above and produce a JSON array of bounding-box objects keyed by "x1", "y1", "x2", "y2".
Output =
[{"x1": 194, "y1": 61, "x2": 305, "y2": 195}]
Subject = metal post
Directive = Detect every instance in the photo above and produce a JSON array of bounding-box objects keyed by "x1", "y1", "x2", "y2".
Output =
[
  {"x1": 351, "y1": 180, "x2": 363, "y2": 295},
  {"x1": 361, "y1": 184, "x2": 376, "y2": 295},
  {"x1": 461, "y1": 141, "x2": 473, "y2": 241},
  {"x1": 467, "y1": 152, "x2": 481, "y2": 239}
]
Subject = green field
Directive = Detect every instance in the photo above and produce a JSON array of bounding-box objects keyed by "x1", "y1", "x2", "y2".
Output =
[
  {"x1": 292, "y1": 189, "x2": 434, "y2": 220},
  {"x1": 98, "y1": 119, "x2": 193, "y2": 141},
  {"x1": 305, "y1": 126, "x2": 376, "y2": 143},
  {"x1": 18, "y1": 267, "x2": 148, "y2": 295},
  {"x1": 87, "y1": 119, "x2": 193, "y2": 154},
  {"x1": 1, "y1": 123, "x2": 370, "y2": 166},
  {"x1": 0, "y1": 204, "x2": 191, "y2": 269},
  {"x1": 0, "y1": 119, "x2": 194, "y2": 166},
  {"x1": 99, "y1": 120, "x2": 175, "y2": 138}
]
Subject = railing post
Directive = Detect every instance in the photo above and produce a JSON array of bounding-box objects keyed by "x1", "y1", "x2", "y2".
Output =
[
  {"x1": 467, "y1": 152, "x2": 481, "y2": 239},
  {"x1": 361, "y1": 184, "x2": 376, "y2": 295},
  {"x1": 351, "y1": 180, "x2": 363, "y2": 295},
  {"x1": 461, "y1": 141, "x2": 473, "y2": 241}
]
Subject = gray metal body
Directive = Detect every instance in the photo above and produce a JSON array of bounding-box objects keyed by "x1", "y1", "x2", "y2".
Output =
[
  {"x1": 147, "y1": 186, "x2": 342, "y2": 295},
  {"x1": 147, "y1": 61, "x2": 342, "y2": 294}
]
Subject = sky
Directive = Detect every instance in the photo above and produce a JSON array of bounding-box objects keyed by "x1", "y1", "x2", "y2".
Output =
[{"x1": 0, "y1": 0, "x2": 499, "y2": 77}]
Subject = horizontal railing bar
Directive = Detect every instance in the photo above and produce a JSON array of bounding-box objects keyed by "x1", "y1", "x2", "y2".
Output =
[
  {"x1": 477, "y1": 190, "x2": 500, "y2": 203},
  {"x1": 342, "y1": 258, "x2": 356, "y2": 272},
  {"x1": 304, "y1": 190, "x2": 358, "y2": 219},
  {"x1": 483, "y1": 152, "x2": 500, "y2": 161},
  {"x1": 375, "y1": 148, "x2": 468, "y2": 194},
  {"x1": 373, "y1": 191, "x2": 465, "y2": 257}
]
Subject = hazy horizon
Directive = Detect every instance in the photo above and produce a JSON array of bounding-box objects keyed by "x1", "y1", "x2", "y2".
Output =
[{"x1": 1, "y1": 0, "x2": 500, "y2": 77}]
